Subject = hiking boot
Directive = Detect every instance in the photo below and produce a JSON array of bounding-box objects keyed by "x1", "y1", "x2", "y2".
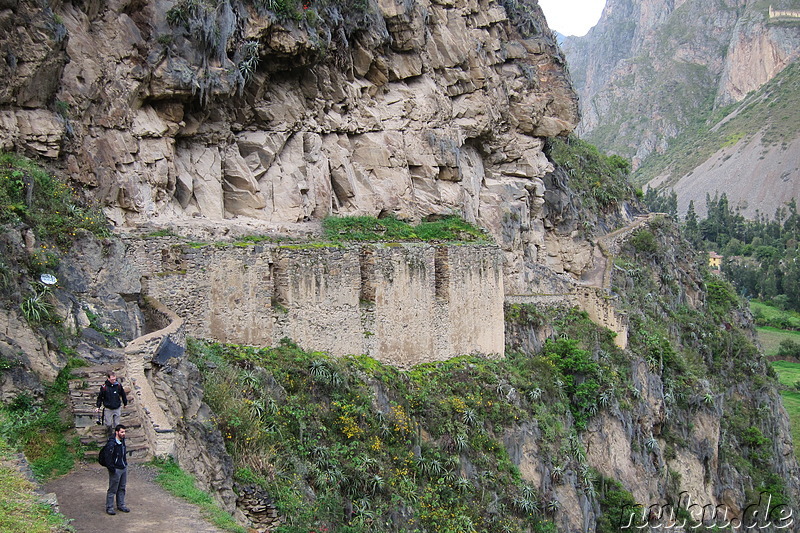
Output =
[
  {"x1": 106, "y1": 509, "x2": 116, "y2": 515},
  {"x1": 118, "y1": 507, "x2": 130, "y2": 512}
]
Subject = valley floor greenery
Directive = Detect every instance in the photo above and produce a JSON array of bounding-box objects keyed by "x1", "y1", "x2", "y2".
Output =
[
  {"x1": 770, "y1": 361, "x2": 800, "y2": 460},
  {"x1": 645, "y1": 191, "x2": 800, "y2": 313}
]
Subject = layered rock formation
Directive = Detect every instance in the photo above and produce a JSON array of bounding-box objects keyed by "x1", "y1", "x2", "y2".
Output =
[{"x1": 0, "y1": 0, "x2": 587, "y2": 291}]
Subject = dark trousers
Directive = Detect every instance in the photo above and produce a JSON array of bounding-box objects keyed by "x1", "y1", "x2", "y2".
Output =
[{"x1": 106, "y1": 467, "x2": 127, "y2": 511}]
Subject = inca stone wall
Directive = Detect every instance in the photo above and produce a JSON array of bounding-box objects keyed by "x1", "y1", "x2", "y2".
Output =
[{"x1": 126, "y1": 238, "x2": 504, "y2": 367}]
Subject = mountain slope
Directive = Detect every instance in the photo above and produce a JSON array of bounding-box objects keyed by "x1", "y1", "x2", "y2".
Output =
[
  {"x1": 643, "y1": 62, "x2": 800, "y2": 217},
  {"x1": 561, "y1": 0, "x2": 800, "y2": 216}
]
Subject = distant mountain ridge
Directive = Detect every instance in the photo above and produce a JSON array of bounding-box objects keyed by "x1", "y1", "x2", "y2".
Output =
[{"x1": 561, "y1": 0, "x2": 800, "y2": 217}]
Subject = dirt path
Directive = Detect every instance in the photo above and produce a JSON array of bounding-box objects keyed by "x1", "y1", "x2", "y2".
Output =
[{"x1": 44, "y1": 462, "x2": 227, "y2": 533}]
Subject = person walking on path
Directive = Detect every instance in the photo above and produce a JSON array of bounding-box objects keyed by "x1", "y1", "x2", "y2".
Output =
[
  {"x1": 95, "y1": 371, "x2": 127, "y2": 434},
  {"x1": 102, "y1": 424, "x2": 130, "y2": 515}
]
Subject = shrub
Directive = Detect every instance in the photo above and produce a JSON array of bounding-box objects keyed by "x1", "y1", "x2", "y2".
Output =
[
  {"x1": 628, "y1": 229, "x2": 658, "y2": 255},
  {"x1": 546, "y1": 136, "x2": 636, "y2": 211},
  {"x1": 777, "y1": 339, "x2": 800, "y2": 360},
  {"x1": 0, "y1": 152, "x2": 110, "y2": 246},
  {"x1": 595, "y1": 476, "x2": 641, "y2": 533}
]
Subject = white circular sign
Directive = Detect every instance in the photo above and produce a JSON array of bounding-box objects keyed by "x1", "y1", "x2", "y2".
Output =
[{"x1": 40, "y1": 273, "x2": 58, "y2": 285}]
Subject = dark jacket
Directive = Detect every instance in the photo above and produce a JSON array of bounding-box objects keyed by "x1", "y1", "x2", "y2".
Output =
[
  {"x1": 102, "y1": 436, "x2": 127, "y2": 471},
  {"x1": 96, "y1": 380, "x2": 128, "y2": 409}
]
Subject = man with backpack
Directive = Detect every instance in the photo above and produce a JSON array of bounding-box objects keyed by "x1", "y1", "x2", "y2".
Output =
[
  {"x1": 100, "y1": 424, "x2": 130, "y2": 515},
  {"x1": 95, "y1": 370, "x2": 128, "y2": 435}
]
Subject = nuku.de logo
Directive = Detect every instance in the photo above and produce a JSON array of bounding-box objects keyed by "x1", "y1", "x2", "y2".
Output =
[{"x1": 617, "y1": 491, "x2": 794, "y2": 530}]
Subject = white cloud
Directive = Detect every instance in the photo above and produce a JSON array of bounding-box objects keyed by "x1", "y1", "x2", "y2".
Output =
[{"x1": 538, "y1": 0, "x2": 607, "y2": 37}]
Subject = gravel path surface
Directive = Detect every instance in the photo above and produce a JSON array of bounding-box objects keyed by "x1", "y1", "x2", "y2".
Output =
[{"x1": 44, "y1": 462, "x2": 227, "y2": 533}]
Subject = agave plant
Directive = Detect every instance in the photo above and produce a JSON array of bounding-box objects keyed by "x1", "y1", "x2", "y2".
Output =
[
  {"x1": 496, "y1": 383, "x2": 517, "y2": 401},
  {"x1": 20, "y1": 283, "x2": 54, "y2": 323},
  {"x1": 579, "y1": 465, "x2": 594, "y2": 488},
  {"x1": 367, "y1": 474, "x2": 384, "y2": 495},
  {"x1": 598, "y1": 388, "x2": 614, "y2": 408},
  {"x1": 512, "y1": 495, "x2": 540, "y2": 515},
  {"x1": 527, "y1": 387, "x2": 544, "y2": 401},
  {"x1": 309, "y1": 359, "x2": 331, "y2": 382},
  {"x1": 454, "y1": 476, "x2": 473, "y2": 493},
  {"x1": 462, "y1": 408, "x2": 479, "y2": 427},
  {"x1": 453, "y1": 432, "x2": 469, "y2": 453},
  {"x1": 550, "y1": 464, "x2": 565, "y2": 483},
  {"x1": 520, "y1": 483, "x2": 537, "y2": 501}
]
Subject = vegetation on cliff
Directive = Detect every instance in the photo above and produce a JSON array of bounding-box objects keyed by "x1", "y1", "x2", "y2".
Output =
[
  {"x1": 163, "y1": 0, "x2": 376, "y2": 102},
  {"x1": 0, "y1": 152, "x2": 109, "y2": 248},
  {"x1": 612, "y1": 215, "x2": 793, "y2": 507},
  {"x1": 545, "y1": 136, "x2": 636, "y2": 213},
  {"x1": 187, "y1": 307, "x2": 633, "y2": 533},
  {"x1": 186, "y1": 213, "x2": 794, "y2": 532}
]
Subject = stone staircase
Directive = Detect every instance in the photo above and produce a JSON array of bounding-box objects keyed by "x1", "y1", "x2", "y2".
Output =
[{"x1": 68, "y1": 364, "x2": 151, "y2": 463}]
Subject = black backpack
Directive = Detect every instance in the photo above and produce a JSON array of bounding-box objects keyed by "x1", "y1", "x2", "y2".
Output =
[{"x1": 98, "y1": 441, "x2": 111, "y2": 467}]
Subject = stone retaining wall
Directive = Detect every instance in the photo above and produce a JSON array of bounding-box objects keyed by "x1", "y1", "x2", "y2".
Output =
[
  {"x1": 124, "y1": 296, "x2": 184, "y2": 457},
  {"x1": 126, "y1": 239, "x2": 505, "y2": 368}
]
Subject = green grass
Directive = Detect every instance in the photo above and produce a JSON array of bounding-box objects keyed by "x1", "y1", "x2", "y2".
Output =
[
  {"x1": 322, "y1": 214, "x2": 489, "y2": 243},
  {"x1": 771, "y1": 361, "x2": 800, "y2": 460},
  {"x1": 751, "y1": 300, "x2": 800, "y2": 330},
  {"x1": 150, "y1": 457, "x2": 246, "y2": 533},
  {"x1": 0, "y1": 437, "x2": 70, "y2": 532},
  {"x1": 0, "y1": 359, "x2": 89, "y2": 482},
  {"x1": 757, "y1": 327, "x2": 800, "y2": 357}
]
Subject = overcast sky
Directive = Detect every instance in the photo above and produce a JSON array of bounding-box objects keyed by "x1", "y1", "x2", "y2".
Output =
[{"x1": 538, "y1": 0, "x2": 607, "y2": 37}]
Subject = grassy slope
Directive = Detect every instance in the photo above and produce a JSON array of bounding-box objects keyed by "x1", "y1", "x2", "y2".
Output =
[
  {"x1": 753, "y1": 299, "x2": 800, "y2": 356},
  {"x1": 0, "y1": 437, "x2": 69, "y2": 533},
  {"x1": 770, "y1": 362, "x2": 800, "y2": 460},
  {"x1": 633, "y1": 62, "x2": 800, "y2": 187},
  {"x1": 188, "y1": 310, "x2": 634, "y2": 533},
  {"x1": 751, "y1": 300, "x2": 800, "y2": 330},
  {"x1": 759, "y1": 328, "x2": 800, "y2": 356},
  {"x1": 759, "y1": 300, "x2": 800, "y2": 460}
]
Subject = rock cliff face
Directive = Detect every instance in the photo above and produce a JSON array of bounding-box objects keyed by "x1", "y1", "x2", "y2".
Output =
[
  {"x1": 0, "y1": 0, "x2": 584, "y2": 291},
  {"x1": 2, "y1": 0, "x2": 800, "y2": 530},
  {"x1": 561, "y1": 0, "x2": 800, "y2": 216}
]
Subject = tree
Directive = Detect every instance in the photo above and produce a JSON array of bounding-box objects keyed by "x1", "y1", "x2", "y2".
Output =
[{"x1": 683, "y1": 200, "x2": 701, "y2": 247}]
